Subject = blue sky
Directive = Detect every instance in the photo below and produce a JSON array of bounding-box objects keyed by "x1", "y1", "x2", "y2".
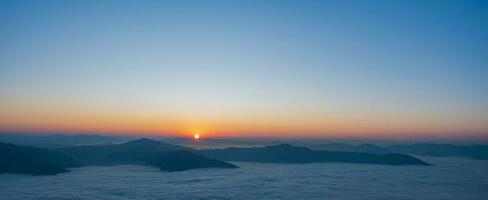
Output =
[{"x1": 0, "y1": 0, "x2": 487, "y2": 139}]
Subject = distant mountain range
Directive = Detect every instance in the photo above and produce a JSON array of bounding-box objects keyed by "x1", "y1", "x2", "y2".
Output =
[
  {"x1": 160, "y1": 137, "x2": 279, "y2": 149},
  {"x1": 200, "y1": 144, "x2": 430, "y2": 165},
  {"x1": 0, "y1": 133, "x2": 121, "y2": 148},
  {"x1": 1, "y1": 138, "x2": 432, "y2": 175},
  {"x1": 3, "y1": 134, "x2": 484, "y2": 161},
  {"x1": 311, "y1": 143, "x2": 488, "y2": 160}
]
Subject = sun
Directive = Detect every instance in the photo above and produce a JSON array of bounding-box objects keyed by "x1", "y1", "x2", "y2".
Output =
[{"x1": 193, "y1": 133, "x2": 200, "y2": 140}]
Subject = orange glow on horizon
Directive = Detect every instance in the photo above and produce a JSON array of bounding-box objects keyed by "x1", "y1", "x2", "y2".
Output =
[{"x1": 0, "y1": 102, "x2": 487, "y2": 140}]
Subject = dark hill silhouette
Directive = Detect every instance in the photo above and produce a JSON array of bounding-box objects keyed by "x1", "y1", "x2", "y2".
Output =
[
  {"x1": 200, "y1": 144, "x2": 430, "y2": 165},
  {"x1": 0, "y1": 142, "x2": 80, "y2": 175},
  {"x1": 312, "y1": 143, "x2": 488, "y2": 160},
  {"x1": 58, "y1": 138, "x2": 238, "y2": 171}
]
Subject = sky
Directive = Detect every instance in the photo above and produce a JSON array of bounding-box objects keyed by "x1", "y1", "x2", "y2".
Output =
[{"x1": 0, "y1": 0, "x2": 487, "y2": 141}]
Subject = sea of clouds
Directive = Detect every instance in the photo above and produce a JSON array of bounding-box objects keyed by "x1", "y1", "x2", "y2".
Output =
[{"x1": 0, "y1": 157, "x2": 487, "y2": 200}]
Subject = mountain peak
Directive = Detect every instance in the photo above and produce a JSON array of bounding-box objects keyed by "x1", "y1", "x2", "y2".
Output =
[
  {"x1": 125, "y1": 138, "x2": 161, "y2": 145},
  {"x1": 120, "y1": 138, "x2": 190, "y2": 151}
]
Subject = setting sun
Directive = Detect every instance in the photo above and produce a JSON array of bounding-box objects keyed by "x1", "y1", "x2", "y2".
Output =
[{"x1": 193, "y1": 133, "x2": 200, "y2": 140}]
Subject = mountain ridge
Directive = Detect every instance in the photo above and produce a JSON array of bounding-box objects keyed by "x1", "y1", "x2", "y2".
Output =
[
  {"x1": 311, "y1": 143, "x2": 488, "y2": 160},
  {"x1": 57, "y1": 138, "x2": 238, "y2": 171},
  {"x1": 1, "y1": 138, "x2": 238, "y2": 175},
  {"x1": 200, "y1": 143, "x2": 430, "y2": 165}
]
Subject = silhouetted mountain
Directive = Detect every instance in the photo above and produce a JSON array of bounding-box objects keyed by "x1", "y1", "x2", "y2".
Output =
[
  {"x1": 0, "y1": 143, "x2": 80, "y2": 175},
  {"x1": 0, "y1": 133, "x2": 121, "y2": 148},
  {"x1": 58, "y1": 138, "x2": 238, "y2": 171},
  {"x1": 200, "y1": 144, "x2": 430, "y2": 165},
  {"x1": 312, "y1": 143, "x2": 488, "y2": 160}
]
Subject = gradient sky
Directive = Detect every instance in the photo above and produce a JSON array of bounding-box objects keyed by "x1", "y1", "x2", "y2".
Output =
[{"x1": 1, "y1": 0, "x2": 487, "y2": 140}]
